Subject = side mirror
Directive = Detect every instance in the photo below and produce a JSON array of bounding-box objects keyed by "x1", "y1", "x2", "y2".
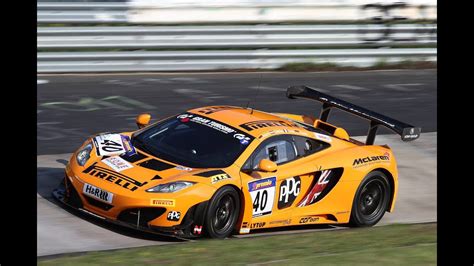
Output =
[
  {"x1": 258, "y1": 159, "x2": 277, "y2": 173},
  {"x1": 136, "y1": 113, "x2": 151, "y2": 129}
]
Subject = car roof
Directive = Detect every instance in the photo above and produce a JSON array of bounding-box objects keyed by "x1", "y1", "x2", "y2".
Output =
[{"x1": 188, "y1": 105, "x2": 315, "y2": 138}]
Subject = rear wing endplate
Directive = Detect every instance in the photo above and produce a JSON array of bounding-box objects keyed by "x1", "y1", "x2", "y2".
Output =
[{"x1": 286, "y1": 85, "x2": 421, "y2": 145}]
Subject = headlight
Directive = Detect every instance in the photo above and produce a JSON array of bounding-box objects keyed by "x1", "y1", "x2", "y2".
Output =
[
  {"x1": 76, "y1": 143, "x2": 93, "y2": 166},
  {"x1": 146, "y1": 181, "x2": 194, "y2": 193}
]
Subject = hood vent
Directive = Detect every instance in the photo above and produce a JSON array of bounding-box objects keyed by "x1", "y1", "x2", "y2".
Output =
[{"x1": 138, "y1": 159, "x2": 175, "y2": 171}]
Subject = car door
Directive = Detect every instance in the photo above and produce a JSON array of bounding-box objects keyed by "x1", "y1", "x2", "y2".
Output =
[
  {"x1": 240, "y1": 134, "x2": 330, "y2": 227},
  {"x1": 239, "y1": 135, "x2": 300, "y2": 225}
]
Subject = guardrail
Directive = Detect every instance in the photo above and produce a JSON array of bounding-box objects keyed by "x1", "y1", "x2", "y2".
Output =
[
  {"x1": 37, "y1": 24, "x2": 436, "y2": 50},
  {"x1": 37, "y1": 1, "x2": 437, "y2": 73},
  {"x1": 38, "y1": 48, "x2": 436, "y2": 73}
]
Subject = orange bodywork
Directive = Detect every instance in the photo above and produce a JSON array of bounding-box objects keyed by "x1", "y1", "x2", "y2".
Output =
[{"x1": 63, "y1": 106, "x2": 398, "y2": 236}]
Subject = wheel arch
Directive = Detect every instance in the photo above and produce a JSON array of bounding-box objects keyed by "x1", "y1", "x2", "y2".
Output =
[
  {"x1": 221, "y1": 184, "x2": 246, "y2": 232},
  {"x1": 371, "y1": 167, "x2": 396, "y2": 212}
]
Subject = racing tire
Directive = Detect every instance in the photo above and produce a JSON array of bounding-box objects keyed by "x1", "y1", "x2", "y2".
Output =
[
  {"x1": 350, "y1": 170, "x2": 391, "y2": 227},
  {"x1": 204, "y1": 186, "x2": 240, "y2": 239}
]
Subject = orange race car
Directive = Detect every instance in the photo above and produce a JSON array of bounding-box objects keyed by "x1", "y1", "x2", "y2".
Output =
[{"x1": 53, "y1": 85, "x2": 421, "y2": 239}]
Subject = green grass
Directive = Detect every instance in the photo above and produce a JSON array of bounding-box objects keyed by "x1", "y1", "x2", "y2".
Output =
[{"x1": 38, "y1": 223, "x2": 436, "y2": 265}]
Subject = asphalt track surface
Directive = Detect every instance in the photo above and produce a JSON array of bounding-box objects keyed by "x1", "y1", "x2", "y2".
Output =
[
  {"x1": 38, "y1": 70, "x2": 436, "y2": 155},
  {"x1": 37, "y1": 70, "x2": 437, "y2": 257}
]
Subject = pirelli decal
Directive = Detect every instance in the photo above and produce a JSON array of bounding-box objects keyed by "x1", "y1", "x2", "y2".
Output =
[
  {"x1": 83, "y1": 162, "x2": 148, "y2": 192},
  {"x1": 150, "y1": 199, "x2": 175, "y2": 207},
  {"x1": 240, "y1": 120, "x2": 298, "y2": 131}
]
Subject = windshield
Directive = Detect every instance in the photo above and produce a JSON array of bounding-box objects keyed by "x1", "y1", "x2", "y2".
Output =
[{"x1": 132, "y1": 113, "x2": 254, "y2": 168}]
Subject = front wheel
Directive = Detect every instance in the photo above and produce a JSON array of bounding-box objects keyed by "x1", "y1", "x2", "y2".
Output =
[
  {"x1": 350, "y1": 171, "x2": 391, "y2": 227},
  {"x1": 204, "y1": 186, "x2": 240, "y2": 239}
]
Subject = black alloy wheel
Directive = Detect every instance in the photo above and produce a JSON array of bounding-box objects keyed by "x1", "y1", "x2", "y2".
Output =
[
  {"x1": 204, "y1": 186, "x2": 240, "y2": 238},
  {"x1": 350, "y1": 170, "x2": 391, "y2": 227}
]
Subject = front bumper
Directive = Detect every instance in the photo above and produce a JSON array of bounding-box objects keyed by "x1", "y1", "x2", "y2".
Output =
[{"x1": 52, "y1": 174, "x2": 207, "y2": 239}]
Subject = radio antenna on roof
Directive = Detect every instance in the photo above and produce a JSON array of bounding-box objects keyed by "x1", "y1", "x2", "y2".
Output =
[{"x1": 246, "y1": 73, "x2": 263, "y2": 114}]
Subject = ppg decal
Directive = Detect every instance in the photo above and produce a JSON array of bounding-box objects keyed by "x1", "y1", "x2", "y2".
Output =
[
  {"x1": 167, "y1": 211, "x2": 181, "y2": 221},
  {"x1": 278, "y1": 176, "x2": 301, "y2": 209}
]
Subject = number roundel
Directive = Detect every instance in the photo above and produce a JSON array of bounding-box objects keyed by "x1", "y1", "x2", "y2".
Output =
[
  {"x1": 248, "y1": 177, "x2": 276, "y2": 217},
  {"x1": 252, "y1": 190, "x2": 268, "y2": 213}
]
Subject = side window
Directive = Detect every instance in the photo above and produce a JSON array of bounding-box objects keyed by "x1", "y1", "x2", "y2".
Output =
[
  {"x1": 244, "y1": 135, "x2": 298, "y2": 170},
  {"x1": 293, "y1": 135, "x2": 330, "y2": 157},
  {"x1": 242, "y1": 134, "x2": 331, "y2": 171}
]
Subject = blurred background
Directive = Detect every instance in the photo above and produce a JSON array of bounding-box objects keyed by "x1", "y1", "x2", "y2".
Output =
[
  {"x1": 37, "y1": 0, "x2": 436, "y2": 72},
  {"x1": 37, "y1": 0, "x2": 437, "y2": 263}
]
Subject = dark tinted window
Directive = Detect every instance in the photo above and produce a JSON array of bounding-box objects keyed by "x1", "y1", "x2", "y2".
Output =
[
  {"x1": 243, "y1": 134, "x2": 330, "y2": 170},
  {"x1": 293, "y1": 135, "x2": 330, "y2": 157},
  {"x1": 132, "y1": 113, "x2": 254, "y2": 168},
  {"x1": 244, "y1": 135, "x2": 297, "y2": 170}
]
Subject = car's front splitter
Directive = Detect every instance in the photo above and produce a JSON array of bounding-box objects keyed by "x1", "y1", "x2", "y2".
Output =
[{"x1": 51, "y1": 177, "x2": 202, "y2": 240}]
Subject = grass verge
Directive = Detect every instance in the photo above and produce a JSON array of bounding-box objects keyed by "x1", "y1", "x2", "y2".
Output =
[{"x1": 38, "y1": 223, "x2": 436, "y2": 265}]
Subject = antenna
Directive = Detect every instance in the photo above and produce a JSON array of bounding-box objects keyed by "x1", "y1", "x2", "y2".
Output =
[{"x1": 246, "y1": 73, "x2": 263, "y2": 114}]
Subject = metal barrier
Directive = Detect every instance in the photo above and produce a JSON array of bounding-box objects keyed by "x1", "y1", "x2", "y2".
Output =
[
  {"x1": 38, "y1": 2, "x2": 128, "y2": 23},
  {"x1": 37, "y1": 2, "x2": 437, "y2": 73},
  {"x1": 38, "y1": 24, "x2": 436, "y2": 50},
  {"x1": 38, "y1": 48, "x2": 436, "y2": 73}
]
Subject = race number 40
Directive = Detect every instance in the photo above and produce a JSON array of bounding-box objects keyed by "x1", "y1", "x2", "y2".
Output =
[
  {"x1": 93, "y1": 134, "x2": 126, "y2": 156},
  {"x1": 248, "y1": 177, "x2": 276, "y2": 217}
]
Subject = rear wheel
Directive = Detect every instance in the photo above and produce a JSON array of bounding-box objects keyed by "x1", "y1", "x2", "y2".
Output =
[
  {"x1": 204, "y1": 186, "x2": 240, "y2": 238},
  {"x1": 350, "y1": 171, "x2": 391, "y2": 227}
]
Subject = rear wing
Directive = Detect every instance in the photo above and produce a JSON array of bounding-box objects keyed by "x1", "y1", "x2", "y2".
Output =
[{"x1": 286, "y1": 85, "x2": 421, "y2": 145}]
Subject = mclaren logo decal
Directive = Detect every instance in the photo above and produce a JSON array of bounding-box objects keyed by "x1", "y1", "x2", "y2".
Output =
[
  {"x1": 239, "y1": 120, "x2": 298, "y2": 131},
  {"x1": 83, "y1": 162, "x2": 148, "y2": 192},
  {"x1": 353, "y1": 154, "x2": 390, "y2": 168}
]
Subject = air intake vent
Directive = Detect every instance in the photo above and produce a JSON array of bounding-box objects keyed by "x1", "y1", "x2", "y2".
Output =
[{"x1": 117, "y1": 207, "x2": 166, "y2": 227}]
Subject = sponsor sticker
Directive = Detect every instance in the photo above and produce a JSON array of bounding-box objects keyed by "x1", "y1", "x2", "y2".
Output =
[
  {"x1": 234, "y1": 133, "x2": 251, "y2": 145},
  {"x1": 190, "y1": 116, "x2": 236, "y2": 134},
  {"x1": 177, "y1": 114, "x2": 194, "y2": 123},
  {"x1": 239, "y1": 228, "x2": 250, "y2": 234},
  {"x1": 83, "y1": 183, "x2": 114, "y2": 204},
  {"x1": 102, "y1": 156, "x2": 133, "y2": 172},
  {"x1": 250, "y1": 222, "x2": 266, "y2": 229},
  {"x1": 278, "y1": 177, "x2": 301, "y2": 209},
  {"x1": 269, "y1": 219, "x2": 291, "y2": 225},
  {"x1": 150, "y1": 199, "x2": 175, "y2": 207},
  {"x1": 240, "y1": 120, "x2": 298, "y2": 131},
  {"x1": 248, "y1": 177, "x2": 276, "y2": 217},
  {"x1": 175, "y1": 165, "x2": 193, "y2": 171},
  {"x1": 93, "y1": 133, "x2": 126, "y2": 156},
  {"x1": 167, "y1": 211, "x2": 181, "y2": 221},
  {"x1": 83, "y1": 162, "x2": 147, "y2": 192},
  {"x1": 121, "y1": 135, "x2": 136, "y2": 156},
  {"x1": 193, "y1": 225, "x2": 203, "y2": 235},
  {"x1": 299, "y1": 216, "x2": 320, "y2": 224},
  {"x1": 210, "y1": 173, "x2": 231, "y2": 184},
  {"x1": 314, "y1": 133, "x2": 332, "y2": 143}
]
